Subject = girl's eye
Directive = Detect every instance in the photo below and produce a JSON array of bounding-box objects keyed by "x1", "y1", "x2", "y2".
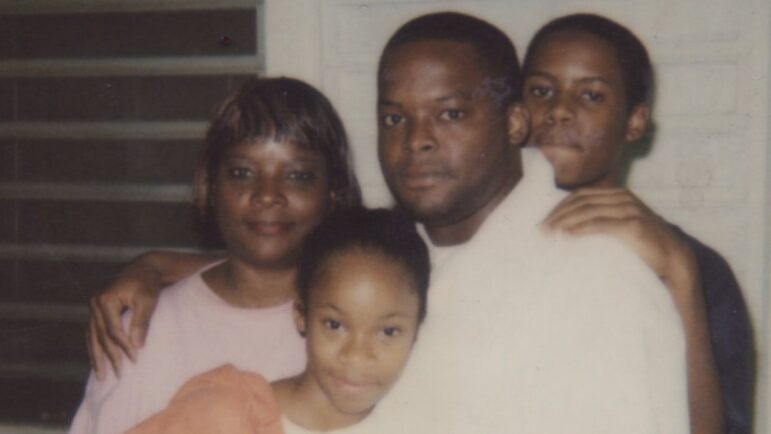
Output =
[
  {"x1": 227, "y1": 167, "x2": 252, "y2": 178},
  {"x1": 439, "y1": 109, "x2": 465, "y2": 121},
  {"x1": 381, "y1": 114, "x2": 404, "y2": 127},
  {"x1": 323, "y1": 319, "x2": 342, "y2": 331},
  {"x1": 528, "y1": 85, "x2": 553, "y2": 99},
  {"x1": 582, "y1": 91, "x2": 604, "y2": 103},
  {"x1": 382, "y1": 326, "x2": 401, "y2": 337}
]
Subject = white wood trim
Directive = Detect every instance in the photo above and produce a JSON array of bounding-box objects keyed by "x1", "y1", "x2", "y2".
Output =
[
  {"x1": 0, "y1": 303, "x2": 87, "y2": 322},
  {"x1": 0, "y1": 0, "x2": 260, "y2": 14},
  {"x1": 0, "y1": 243, "x2": 209, "y2": 262},
  {"x1": 0, "y1": 56, "x2": 259, "y2": 78},
  {"x1": 0, "y1": 182, "x2": 192, "y2": 203},
  {"x1": 0, "y1": 121, "x2": 208, "y2": 140}
]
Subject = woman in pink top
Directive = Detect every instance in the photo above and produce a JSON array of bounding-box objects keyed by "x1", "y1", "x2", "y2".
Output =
[
  {"x1": 125, "y1": 208, "x2": 430, "y2": 434},
  {"x1": 69, "y1": 77, "x2": 362, "y2": 434}
]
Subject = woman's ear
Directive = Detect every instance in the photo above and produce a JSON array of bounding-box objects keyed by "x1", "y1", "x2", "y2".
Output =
[
  {"x1": 193, "y1": 159, "x2": 213, "y2": 222},
  {"x1": 624, "y1": 103, "x2": 651, "y2": 143},
  {"x1": 507, "y1": 103, "x2": 531, "y2": 146},
  {"x1": 292, "y1": 299, "x2": 307, "y2": 337}
]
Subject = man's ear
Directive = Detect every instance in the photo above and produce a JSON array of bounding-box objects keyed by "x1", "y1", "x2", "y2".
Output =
[
  {"x1": 624, "y1": 103, "x2": 651, "y2": 143},
  {"x1": 292, "y1": 299, "x2": 307, "y2": 337},
  {"x1": 507, "y1": 103, "x2": 531, "y2": 146}
]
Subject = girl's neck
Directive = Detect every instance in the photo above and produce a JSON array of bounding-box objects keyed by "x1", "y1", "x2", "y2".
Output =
[
  {"x1": 203, "y1": 258, "x2": 297, "y2": 308},
  {"x1": 273, "y1": 373, "x2": 370, "y2": 432}
]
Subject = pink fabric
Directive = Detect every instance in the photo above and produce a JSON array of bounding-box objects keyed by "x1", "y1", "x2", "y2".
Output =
[
  {"x1": 69, "y1": 267, "x2": 305, "y2": 434},
  {"x1": 125, "y1": 364, "x2": 284, "y2": 434}
]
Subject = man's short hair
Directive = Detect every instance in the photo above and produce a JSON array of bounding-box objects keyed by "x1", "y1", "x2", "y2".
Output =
[{"x1": 378, "y1": 12, "x2": 521, "y2": 105}]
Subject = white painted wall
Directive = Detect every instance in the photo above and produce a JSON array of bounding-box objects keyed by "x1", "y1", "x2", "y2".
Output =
[{"x1": 265, "y1": 0, "x2": 770, "y2": 431}]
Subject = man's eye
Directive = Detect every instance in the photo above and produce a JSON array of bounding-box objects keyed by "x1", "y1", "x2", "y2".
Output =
[
  {"x1": 227, "y1": 167, "x2": 252, "y2": 178},
  {"x1": 381, "y1": 114, "x2": 404, "y2": 127},
  {"x1": 582, "y1": 91, "x2": 604, "y2": 103},
  {"x1": 382, "y1": 327, "x2": 401, "y2": 337},
  {"x1": 439, "y1": 109, "x2": 464, "y2": 121},
  {"x1": 528, "y1": 86, "x2": 552, "y2": 98},
  {"x1": 324, "y1": 319, "x2": 342, "y2": 330}
]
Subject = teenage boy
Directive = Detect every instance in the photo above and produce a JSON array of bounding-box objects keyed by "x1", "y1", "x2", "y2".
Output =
[{"x1": 522, "y1": 14, "x2": 753, "y2": 434}]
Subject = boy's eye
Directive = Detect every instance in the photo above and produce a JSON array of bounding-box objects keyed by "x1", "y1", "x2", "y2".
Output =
[
  {"x1": 382, "y1": 326, "x2": 401, "y2": 337},
  {"x1": 582, "y1": 91, "x2": 604, "y2": 103},
  {"x1": 439, "y1": 109, "x2": 465, "y2": 121},
  {"x1": 323, "y1": 319, "x2": 342, "y2": 331},
  {"x1": 528, "y1": 85, "x2": 553, "y2": 99},
  {"x1": 381, "y1": 113, "x2": 404, "y2": 127},
  {"x1": 227, "y1": 167, "x2": 252, "y2": 178}
]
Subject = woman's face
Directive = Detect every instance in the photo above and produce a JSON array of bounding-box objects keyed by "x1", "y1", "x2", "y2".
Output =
[
  {"x1": 213, "y1": 138, "x2": 332, "y2": 269},
  {"x1": 299, "y1": 250, "x2": 420, "y2": 422}
]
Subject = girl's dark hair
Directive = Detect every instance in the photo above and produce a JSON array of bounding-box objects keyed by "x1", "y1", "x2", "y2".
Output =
[
  {"x1": 195, "y1": 77, "x2": 362, "y2": 235},
  {"x1": 378, "y1": 11, "x2": 521, "y2": 106},
  {"x1": 523, "y1": 13, "x2": 653, "y2": 111},
  {"x1": 296, "y1": 208, "x2": 430, "y2": 323}
]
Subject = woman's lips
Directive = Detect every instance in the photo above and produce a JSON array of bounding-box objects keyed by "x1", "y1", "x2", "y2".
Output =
[{"x1": 245, "y1": 221, "x2": 294, "y2": 236}]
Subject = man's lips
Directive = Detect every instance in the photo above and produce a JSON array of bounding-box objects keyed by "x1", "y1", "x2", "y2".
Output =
[
  {"x1": 396, "y1": 167, "x2": 453, "y2": 189},
  {"x1": 244, "y1": 221, "x2": 294, "y2": 236}
]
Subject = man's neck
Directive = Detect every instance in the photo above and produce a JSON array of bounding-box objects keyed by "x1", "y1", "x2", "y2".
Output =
[{"x1": 425, "y1": 171, "x2": 522, "y2": 247}]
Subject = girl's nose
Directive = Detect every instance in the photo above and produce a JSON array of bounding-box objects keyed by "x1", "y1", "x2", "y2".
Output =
[{"x1": 340, "y1": 335, "x2": 375, "y2": 364}]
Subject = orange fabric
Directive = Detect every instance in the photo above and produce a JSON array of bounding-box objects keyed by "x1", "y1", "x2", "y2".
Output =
[{"x1": 125, "y1": 365, "x2": 284, "y2": 434}]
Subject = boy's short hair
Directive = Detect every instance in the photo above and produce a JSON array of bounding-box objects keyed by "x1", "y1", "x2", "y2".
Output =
[
  {"x1": 297, "y1": 208, "x2": 430, "y2": 323},
  {"x1": 523, "y1": 13, "x2": 653, "y2": 111},
  {"x1": 378, "y1": 12, "x2": 521, "y2": 105},
  {"x1": 196, "y1": 77, "x2": 362, "y2": 238}
]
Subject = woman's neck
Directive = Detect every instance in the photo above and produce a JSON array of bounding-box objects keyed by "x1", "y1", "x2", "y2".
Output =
[
  {"x1": 273, "y1": 373, "x2": 370, "y2": 431},
  {"x1": 203, "y1": 258, "x2": 297, "y2": 308}
]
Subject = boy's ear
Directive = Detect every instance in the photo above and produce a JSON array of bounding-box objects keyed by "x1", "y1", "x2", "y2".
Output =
[
  {"x1": 624, "y1": 103, "x2": 651, "y2": 143},
  {"x1": 507, "y1": 103, "x2": 531, "y2": 146},
  {"x1": 292, "y1": 299, "x2": 307, "y2": 337}
]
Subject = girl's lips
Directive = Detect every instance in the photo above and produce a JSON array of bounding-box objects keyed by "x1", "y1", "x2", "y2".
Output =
[
  {"x1": 332, "y1": 374, "x2": 378, "y2": 393},
  {"x1": 245, "y1": 221, "x2": 293, "y2": 236}
]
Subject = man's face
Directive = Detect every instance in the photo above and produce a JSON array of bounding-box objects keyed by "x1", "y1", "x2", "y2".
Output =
[
  {"x1": 524, "y1": 30, "x2": 647, "y2": 189},
  {"x1": 377, "y1": 40, "x2": 520, "y2": 240}
]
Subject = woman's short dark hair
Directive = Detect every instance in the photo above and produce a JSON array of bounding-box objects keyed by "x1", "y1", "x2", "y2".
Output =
[
  {"x1": 195, "y1": 77, "x2": 362, "y2": 238},
  {"x1": 523, "y1": 13, "x2": 653, "y2": 111},
  {"x1": 297, "y1": 208, "x2": 430, "y2": 322}
]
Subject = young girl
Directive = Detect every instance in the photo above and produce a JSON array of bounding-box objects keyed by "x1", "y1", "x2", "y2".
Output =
[
  {"x1": 69, "y1": 77, "x2": 362, "y2": 434},
  {"x1": 522, "y1": 14, "x2": 752, "y2": 434},
  {"x1": 124, "y1": 208, "x2": 430, "y2": 434}
]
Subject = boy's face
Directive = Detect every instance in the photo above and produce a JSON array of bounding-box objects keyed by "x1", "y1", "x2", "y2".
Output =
[
  {"x1": 299, "y1": 250, "x2": 420, "y2": 420},
  {"x1": 523, "y1": 29, "x2": 648, "y2": 189},
  {"x1": 377, "y1": 40, "x2": 522, "y2": 234},
  {"x1": 211, "y1": 139, "x2": 332, "y2": 269}
]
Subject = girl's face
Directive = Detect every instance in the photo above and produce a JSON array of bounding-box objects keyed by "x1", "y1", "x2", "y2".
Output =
[
  {"x1": 298, "y1": 250, "x2": 420, "y2": 422},
  {"x1": 523, "y1": 30, "x2": 647, "y2": 189},
  {"x1": 213, "y1": 138, "x2": 332, "y2": 269}
]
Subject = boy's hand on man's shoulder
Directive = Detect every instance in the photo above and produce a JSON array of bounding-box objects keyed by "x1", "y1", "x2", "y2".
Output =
[{"x1": 541, "y1": 187, "x2": 699, "y2": 299}]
